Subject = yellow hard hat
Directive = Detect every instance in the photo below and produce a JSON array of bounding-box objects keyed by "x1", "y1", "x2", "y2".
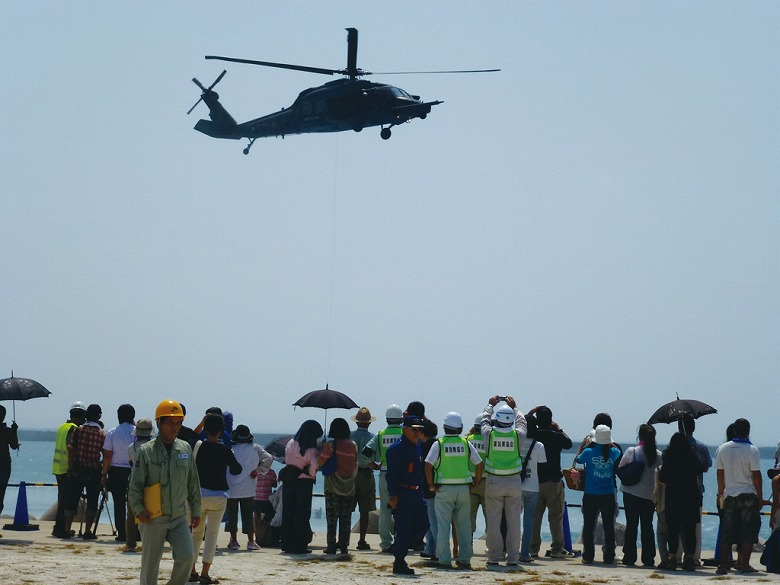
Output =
[{"x1": 155, "y1": 399, "x2": 185, "y2": 420}]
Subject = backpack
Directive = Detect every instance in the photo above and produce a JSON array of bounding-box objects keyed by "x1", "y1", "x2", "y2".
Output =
[{"x1": 761, "y1": 529, "x2": 780, "y2": 573}]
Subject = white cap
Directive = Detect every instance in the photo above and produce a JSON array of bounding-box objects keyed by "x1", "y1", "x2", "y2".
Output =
[
  {"x1": 594, "y1": 424, "x2": 612, "y2": 445},
  {"x1": 443, "y1": 412, "x2": 462, "y2": 430}
]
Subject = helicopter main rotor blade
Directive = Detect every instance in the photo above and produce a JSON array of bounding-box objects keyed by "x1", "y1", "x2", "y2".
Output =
[
  {"x1": 346, "y1": 28, "x2": 359, "y2": 79},
  {"x1": 206, "y1": 55, "x2": 338, "y2": 76},
  {"x1": 372, "y1": 68, "x2": 501, "y2": 75}
]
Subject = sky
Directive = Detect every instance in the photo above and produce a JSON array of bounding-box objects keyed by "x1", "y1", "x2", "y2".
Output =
[{"x1": 1, "y1": 2, "x2": 778, "y2": 448}]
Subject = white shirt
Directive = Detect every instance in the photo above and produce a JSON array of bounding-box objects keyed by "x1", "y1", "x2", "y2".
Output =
[
  {"x1": 619, "y1": 445, "x2": 663, "y2": 501},
  {"x1": 102, "y1": 422, "x2": 135, "y2": 468},
  {"x1": 227, "y1": 443, "x2": 261, "y2": 499},
  {"x1": 520, "y1": 440, "x2": 547, "y2": 492},
  {"x1": 715, "y1": 440, "x2": 760, "y2": 498}
]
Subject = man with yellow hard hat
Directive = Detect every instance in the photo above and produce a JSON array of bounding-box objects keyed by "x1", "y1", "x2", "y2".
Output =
[{"x1": 128, "y1": 400, "x2": 201, "y2": 585}]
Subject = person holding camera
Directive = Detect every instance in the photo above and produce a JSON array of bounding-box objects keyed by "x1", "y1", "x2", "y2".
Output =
[{"x1": 480, "y1": 395, "x2": 527, "y2": 567}]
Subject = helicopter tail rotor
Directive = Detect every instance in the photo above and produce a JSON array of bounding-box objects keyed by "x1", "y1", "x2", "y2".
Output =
[{"x1": 187, "y1": 70, "x2": 227, "y2": 115}]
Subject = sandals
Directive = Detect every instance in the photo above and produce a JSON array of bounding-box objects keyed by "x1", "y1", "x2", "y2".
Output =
[
  {"x1": 199, "y1": 576, "x2": 219, "y2": 584},
  {"x1": 188, "y1": 572, "x2": 200, "y2": 583}
]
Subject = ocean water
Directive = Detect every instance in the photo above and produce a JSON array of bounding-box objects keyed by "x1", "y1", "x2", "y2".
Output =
[{"x1": 3, "y1": 438, "x2": 776, "y2": 551}]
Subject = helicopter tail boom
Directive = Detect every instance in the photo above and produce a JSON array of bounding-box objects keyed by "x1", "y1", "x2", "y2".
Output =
[{"x1": 193, "y1": 119, "x2": 241, "y2": 139}]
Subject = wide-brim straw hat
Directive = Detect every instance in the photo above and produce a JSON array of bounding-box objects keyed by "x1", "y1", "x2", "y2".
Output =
[{"x1": 352, "y1": 406, "x2": 376, "y2": 423}]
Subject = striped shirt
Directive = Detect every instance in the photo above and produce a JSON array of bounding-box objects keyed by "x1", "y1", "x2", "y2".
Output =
[{"x1": 255, "y1": 468, "x2": 277, "y2": 501}]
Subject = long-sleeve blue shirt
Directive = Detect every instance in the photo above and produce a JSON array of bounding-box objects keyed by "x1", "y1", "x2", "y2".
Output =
[{"x1": 386, "y1": 434, "x2": 423, "y2": 497}]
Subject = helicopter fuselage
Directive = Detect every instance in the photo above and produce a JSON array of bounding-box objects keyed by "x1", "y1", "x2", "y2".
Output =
[{"x1": 194, "y1": 78, "x2": 441, "y2": 143}]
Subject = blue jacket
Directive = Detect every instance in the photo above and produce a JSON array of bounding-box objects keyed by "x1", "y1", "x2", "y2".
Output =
[{"x1": 386, "y1": 434, "x2": 423, "y2": 497}]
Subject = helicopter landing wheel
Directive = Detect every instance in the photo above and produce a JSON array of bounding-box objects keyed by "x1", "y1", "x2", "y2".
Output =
[
  {"x1": 243, "y1": 138, "x2": 257, "y2": 155},
  {"x1": 380, "y1": 127, "x2": 392, "y2": 140}
]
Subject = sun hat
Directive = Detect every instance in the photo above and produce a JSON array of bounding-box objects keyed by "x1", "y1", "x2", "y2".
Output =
[
  {"x1": 403, "y1": 415, "x2": 424, "y2": 429},
  {"x1": 133, "y1": 418, "x2": 154, "y2": 437},
  {"x1": 231, "y1": 424, "x2": 254, "y2": 443},
  {"x1": 594, "y1": 424, "x2": 612, "y2": 445},
  {"x1": 352, "y1": 406, "x2": 376, "y2": 423}
]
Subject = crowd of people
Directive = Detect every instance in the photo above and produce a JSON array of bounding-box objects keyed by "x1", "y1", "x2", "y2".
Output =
[{"x1": 9, "y1": 395, "x2": 777, "y2": 584}]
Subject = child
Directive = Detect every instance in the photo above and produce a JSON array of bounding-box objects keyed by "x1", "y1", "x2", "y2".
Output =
[{"x1": 254, "y1": 466, "x2": 278, "y2": 546}]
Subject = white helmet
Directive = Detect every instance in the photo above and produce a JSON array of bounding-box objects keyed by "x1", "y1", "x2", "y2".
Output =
[
  {"x1": 443, "y1": 412, "x2": 463, "y2": 431},
  {"x1": 494, "y1": 404, "x2": 515, "y2": 427},
  {"x1": 385, "y1": 404, "x2": 403, "y2": 421},
  {"x1": 70, "y1": 401, "x2": 87, "y2": 412}
]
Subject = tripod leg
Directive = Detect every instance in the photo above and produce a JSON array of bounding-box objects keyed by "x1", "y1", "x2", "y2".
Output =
[
  {"x1": 78, "y1": 492, "x2": 86, "y2": 537},
  {"x1": 96, "y1": 487, "x2": 116, "y2": 536},
  {"x1": 103, "y1": 487, "x2": 116, "y2": 535}
]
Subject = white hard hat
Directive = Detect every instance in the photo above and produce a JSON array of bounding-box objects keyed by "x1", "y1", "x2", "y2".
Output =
[
  {"x1": 70, "y1": 401, "x2": 87, "y2": 412},
  {"x1": 494, "y1": 404, "x2": 515, "y2": 426},
  {"x1": 443, "y1": 412, "x2": 463, "y2": 430},
  {"x1": 385, "y1": 404, "x2": 403, "y2": 420}
]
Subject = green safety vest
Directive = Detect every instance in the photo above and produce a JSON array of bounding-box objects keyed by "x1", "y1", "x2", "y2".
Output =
[
  {"x1": 466, "y1": 432, "x2": 486, "y2": 476},
  {"x1": 377, "y1": 426, "x2": 402, "y2": 470},
  {"x1": 52, "y1": 421, "x2": 77, "y2": 475},
  {"x1": 433, "y1": 436, "x2": 472, "y2": 485},
  {"x1": 484, "y1": 428, "x2": 523, "y2": 476}
]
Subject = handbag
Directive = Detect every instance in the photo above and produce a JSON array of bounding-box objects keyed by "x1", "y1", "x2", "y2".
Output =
[
  {"x1": 562, "y1": 467, "x2": 584, "y2": 491},
  {"x1": 616, "y1": 447, "x2": 647, "y2": 487},
  {"x1": 616, "y1": 460, "x2": 646, "y2": 486},
  {"x1": 520, "y1": 439, "x2": 536, "y2": 482},
  {"x1": 320, "y1": 441, "x2": 338, "y2": 477}
]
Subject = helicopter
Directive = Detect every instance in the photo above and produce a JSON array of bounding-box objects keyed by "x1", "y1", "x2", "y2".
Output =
[{"x1": 188, "y1": 28, "x2": 499, "y2": 155}]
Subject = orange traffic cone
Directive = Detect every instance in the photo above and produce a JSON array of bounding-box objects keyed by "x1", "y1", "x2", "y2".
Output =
[{"x1": 3, "y1": 482, "x2": 40, "y2": 531}]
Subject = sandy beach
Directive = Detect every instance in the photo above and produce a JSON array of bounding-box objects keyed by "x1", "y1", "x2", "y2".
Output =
[{"x1": 0, "y1": 520, "x2": 773, "y2": 585}]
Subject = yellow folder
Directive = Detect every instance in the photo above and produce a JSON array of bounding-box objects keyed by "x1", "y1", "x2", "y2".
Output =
[{"x1": 143, "y1": 483, "x2": 163, "y2": 519}]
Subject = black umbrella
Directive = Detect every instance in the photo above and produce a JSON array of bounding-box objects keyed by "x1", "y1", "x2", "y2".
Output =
[
  {"x1": 293, "y1": 384, "x2": 358, "y2": 429},
  {"x1": 647, "y1": 395, "x2": 717, "y2": 425},
  {"x1": 265, "y1": 435, "x2": 294, "y2": 463},
  {"x1": 0, "y1": 372, "x2": 52, "y2": 420}
]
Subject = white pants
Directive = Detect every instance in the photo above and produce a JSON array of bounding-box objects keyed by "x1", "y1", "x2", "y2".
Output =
[{"x1": 191, "y1": 495, "x2": 227, "y2": 565}]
